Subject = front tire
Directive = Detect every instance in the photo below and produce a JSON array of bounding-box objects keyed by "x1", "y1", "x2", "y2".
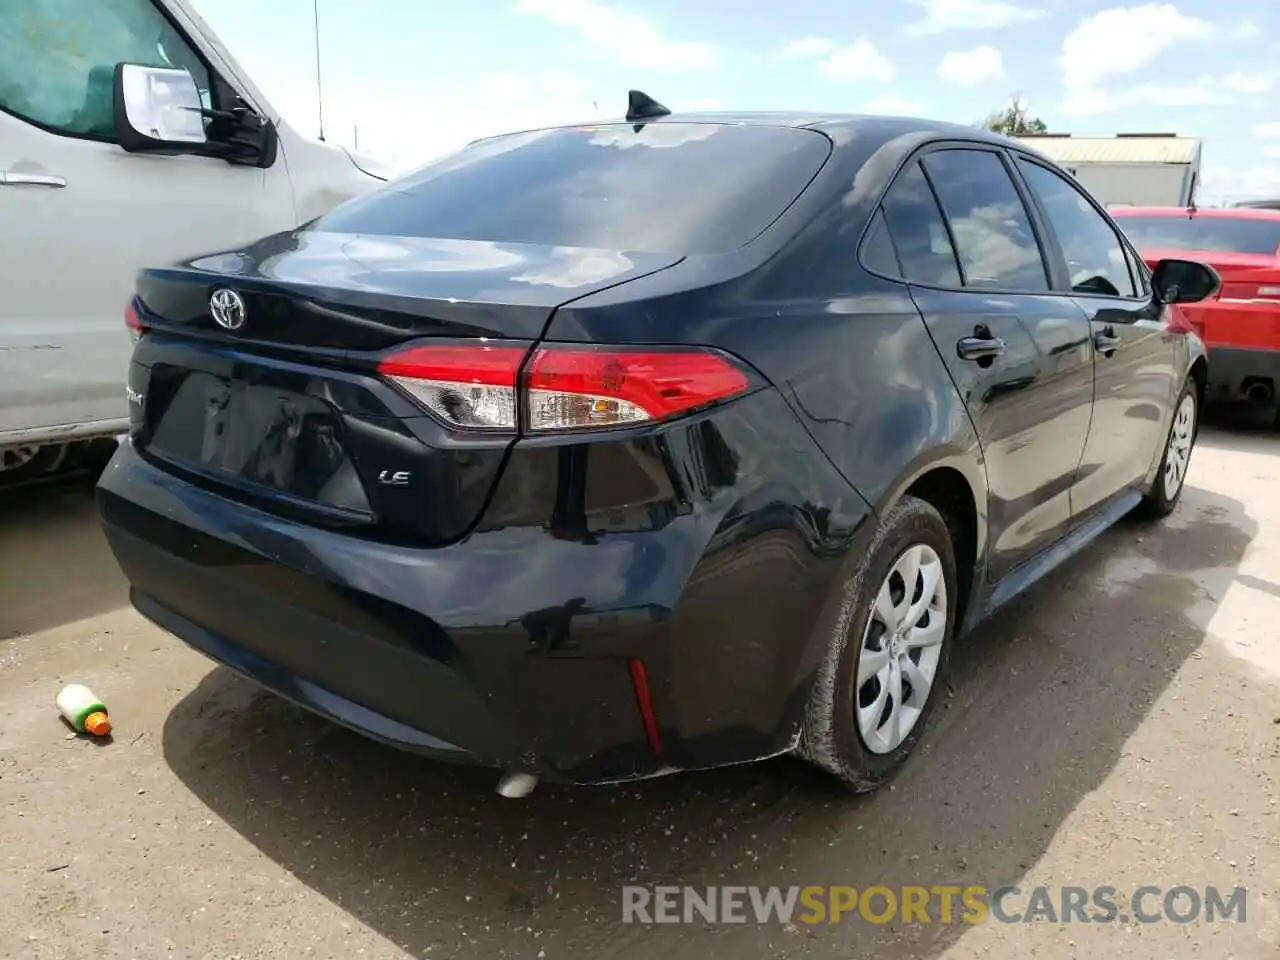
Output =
[
  {"x1": 1136, "y1": 377, "x2": 1197, "y2": 519},
  {"x1": 801, "y1": 495, "x2": 957, "y2": 792}
]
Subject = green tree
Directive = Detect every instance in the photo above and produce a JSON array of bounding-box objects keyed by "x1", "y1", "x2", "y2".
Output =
[{"x1": 982, "y1": 95, "x2": 1048, "y2": 136}]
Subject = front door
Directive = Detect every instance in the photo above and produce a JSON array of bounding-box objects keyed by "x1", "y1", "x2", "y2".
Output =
[
  {"x1": 1011, "y1": 156, "x2": 1178, "y2": 517},
  {"x1": 879, "y1": 149, "x2": 1096, "y2": 583},
  {"x1": 0, "y1": 0, "x2": 293, "y2": 441}
]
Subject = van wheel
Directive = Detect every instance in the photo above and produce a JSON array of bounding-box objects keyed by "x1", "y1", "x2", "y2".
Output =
[
  {"x1": 1135, "y1": 377, "x2": 1197, "y2": 520},
  {"x1": 0, "y1": 443, "x2": 67, "y2": 481},
  {"x1": 801, "y1": 495, "x2": 957, "y2": 792}
]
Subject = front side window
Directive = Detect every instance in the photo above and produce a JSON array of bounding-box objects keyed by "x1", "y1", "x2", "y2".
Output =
[
  {"x1": 877, "y1": 161, "x2": 963, "y2": 287},
  {"x1": 1124, "y1": 244, "x2": 1150, "y2": 296},
  {"x1": 1017, "y1": 158, "x2": 1138, "y2": 298},
  {"x1": 922, "y1": 149, "x2": 1050, "y2": 292},
  {"x1": 0, "y1": 0, "x2": 211, "y2": 138}
]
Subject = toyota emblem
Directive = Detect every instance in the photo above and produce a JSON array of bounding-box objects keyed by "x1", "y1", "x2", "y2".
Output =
[{"x1": 209, "y1": 287, "x2": 247, "y2": 331}]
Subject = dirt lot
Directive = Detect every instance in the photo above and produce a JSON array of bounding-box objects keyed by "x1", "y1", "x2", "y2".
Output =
[{"x1": 1, "y1": 414, "x2": 1278, "y2": 959}]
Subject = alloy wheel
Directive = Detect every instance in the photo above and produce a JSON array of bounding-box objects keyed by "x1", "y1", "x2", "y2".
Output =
[
  {"x1": 0, "y1": 445, "x2": 39, "y2": 474},
  {"x1": 1163, "y1": 392, "x2": 1196, "y2": 498}
]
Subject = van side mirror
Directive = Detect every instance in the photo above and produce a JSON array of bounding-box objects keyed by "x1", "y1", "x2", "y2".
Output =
[
  {"x1": 1151, "y1": 258, "x2": 1221, "y2": 305},
  {"x1": 113, "y1": 63, "x2": 208, "y2": 153}
]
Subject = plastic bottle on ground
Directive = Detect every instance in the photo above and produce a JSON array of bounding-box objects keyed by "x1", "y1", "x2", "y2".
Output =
[{"x1": 56, "y1": 684, "x2": 112, "y2": 736}]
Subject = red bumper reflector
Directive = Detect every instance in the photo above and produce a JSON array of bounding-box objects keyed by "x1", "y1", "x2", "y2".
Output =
[{"x1": 627, "y1": 657, "x2": 664, "y2": 760}]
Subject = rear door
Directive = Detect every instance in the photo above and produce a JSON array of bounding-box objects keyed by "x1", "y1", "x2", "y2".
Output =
[
  {"x1": 877, "y1": 147, "x2": 1095, "y2": 582},
  {"x1": 1012, "y1": 156, "x2": 1176, "y2": 517}
]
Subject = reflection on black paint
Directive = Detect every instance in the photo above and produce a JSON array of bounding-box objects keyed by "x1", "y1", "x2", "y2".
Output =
[
  {"x1": 550, "y1": 446, "x2": 594, "y2": 544},
  {"x1": 521, "y1": 598, "x2": 588, "y2": 653},
  {"x1": 982, "y1": 376, "x2": 1037, "y2": 404}
]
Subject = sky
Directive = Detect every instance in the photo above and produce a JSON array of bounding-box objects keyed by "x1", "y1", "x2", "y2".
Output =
[{"x1": 189, "y1": 0, "x2": 1279, "y2": 203}]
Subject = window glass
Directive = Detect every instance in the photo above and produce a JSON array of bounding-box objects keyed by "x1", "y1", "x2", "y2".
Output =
[
  {"x1": 878, "y1": 162, "x2": 962, "y2": 286},
  {"x1": 0, "y1": 0, "x2": 210, "y2": 138},
  {"x1": 1017, "y1": 158, "x2": 1137, "y2": 297},
  {"x1": 1124, "y1": 243, "x2": 1149, "y2": 295},
  {"x1": 314, "y1": 124, "x2": 832, "y2": 256},
  {"x1": 861, "y1": 208, "x2": 902, "y2": 276},
  {"x1": 1111, "y1": 215, "x2": 1280, "y2": 256},
  {"x1": 922, "y1": 149, "x2": 1049, "y2": 291}
]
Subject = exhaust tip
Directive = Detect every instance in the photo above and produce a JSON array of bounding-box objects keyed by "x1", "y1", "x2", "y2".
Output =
[
  {"x1": 496, "y1": 771, "x2": 539, "y2": 799},
  {"x1": 1244, "y1": 381, "x2": 1274, "y2": 404}
]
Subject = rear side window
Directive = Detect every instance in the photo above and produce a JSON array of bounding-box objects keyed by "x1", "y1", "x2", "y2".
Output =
[
  {"x1": 861, "y1": 209, "x2": 902, "y2": 276},
  {"x1": 878, "y1": 162, "x2": 962, "y2": 286},
  {"x1": 921, "y1": 149, "x2": 1049, "y2": 292},
  {"x1": 1112, "y1": 215, "x2": 1280, "y2": 256},
  {"x1": 1017, "y1": 158, "x2": 1137, "y2": 297},
  {"x1": 313, "y1": 123, "x2": 832, "y2": 256}
]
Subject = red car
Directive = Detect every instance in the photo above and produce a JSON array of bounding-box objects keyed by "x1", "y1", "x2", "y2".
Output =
[{"x1": 1111, "y1": 206, "x2": 1280, "y2": 407}]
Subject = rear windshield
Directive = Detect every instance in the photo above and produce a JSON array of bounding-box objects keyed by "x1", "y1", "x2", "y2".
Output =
[
  {"x1": 1113, "y1": 215, "x2": 1280, "y2": 256},
  {"x1": 312, "y1": 123, "x2": 832, "y2": 255}
]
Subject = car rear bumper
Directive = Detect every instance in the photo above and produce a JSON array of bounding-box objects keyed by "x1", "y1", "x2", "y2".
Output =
[
  {"x1": 1180, "y1": 299, "x2": 1280, "y2": 400},
  {"x1": 1202, "y1": 346, "x2": 1280, "y2": 401},
  {"x1": 98, "y1": 390, "x2": 870, "y2": 784},
  {"x1": 101, "y1": 466, "x2": 649, "y2": 780}
]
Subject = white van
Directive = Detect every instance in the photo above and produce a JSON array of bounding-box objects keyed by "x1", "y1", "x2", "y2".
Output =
[{"x1": 0, "y1": 0, "x2": 386, "y2": 480}]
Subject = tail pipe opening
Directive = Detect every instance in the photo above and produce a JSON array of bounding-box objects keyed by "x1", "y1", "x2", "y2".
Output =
[{"x1": 1243, "y1": 378, "x2": 1274, "y2": 404}]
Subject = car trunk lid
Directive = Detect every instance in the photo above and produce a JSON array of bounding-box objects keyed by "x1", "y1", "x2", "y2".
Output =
[
  {"x1": 129, "y1": 232, "x2": 682, "y2": 545},
  {"x1": 136, "y1": 231, "x2": 683, "y2": 348}
]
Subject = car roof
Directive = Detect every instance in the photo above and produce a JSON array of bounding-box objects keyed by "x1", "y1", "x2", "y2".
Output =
[
  {"x1": 1109, "y1": 206, "x2": 1280, "y2": 220},
  {"x1": 475, "y1": 110, "x2": 1023, "y2": 154}
]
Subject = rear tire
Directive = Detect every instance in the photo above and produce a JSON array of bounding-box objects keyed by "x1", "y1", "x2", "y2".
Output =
[
  {"x1": 1135, "y1": 377, "x2": 1197, "y2": 520},
  {"x1": 801, "y1": 495, "x2": 957, "y2": 792}
]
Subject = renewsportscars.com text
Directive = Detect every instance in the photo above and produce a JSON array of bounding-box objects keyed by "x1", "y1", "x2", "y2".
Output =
[{"x1": 622, "y1": 884, "x2": 1247, "y2": 925}]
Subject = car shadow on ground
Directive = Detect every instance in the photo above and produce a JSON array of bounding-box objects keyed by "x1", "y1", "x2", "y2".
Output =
[
  {"x1": 0, "y1": 477, "x2": 128, "y2": 641},
  {"x1": 161, "y1": 478, "x2": 1258, "y2": 960},
  {"x1": 1200, "y1": 401, "x2": 1280, "y2": 450}
]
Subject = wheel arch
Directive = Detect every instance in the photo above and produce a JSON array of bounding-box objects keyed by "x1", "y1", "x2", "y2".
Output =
[
  {"x1": 1189, "y1": 354, "x2": 1208, "y2": 420},
  {"x1": 873, "y1": 448, "x2": 989, "y2": 635}
]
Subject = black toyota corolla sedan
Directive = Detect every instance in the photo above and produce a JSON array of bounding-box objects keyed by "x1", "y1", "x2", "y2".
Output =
[{"x1": 98, "y1": 94, "x2": 1217, "y2": 796}]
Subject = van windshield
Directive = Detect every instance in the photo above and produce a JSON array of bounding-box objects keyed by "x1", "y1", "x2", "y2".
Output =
[
  {"x1": 1114, "y1": 215, "x2": 1280, "y2": 256},
  {"x1": 312, "y1": 123, "x2": 832, "y2": 256}
]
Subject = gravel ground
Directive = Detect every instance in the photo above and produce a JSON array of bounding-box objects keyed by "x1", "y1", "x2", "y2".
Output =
[{"x1": 1, "y1": 412, "x2": 1277, "y2": 959}]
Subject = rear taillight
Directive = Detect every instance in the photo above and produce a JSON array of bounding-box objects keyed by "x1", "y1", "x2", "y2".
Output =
[
  {"x1": 124, "y1": 300, "x2": 147, "y2": 341},
  {"x1": 377, "y1": 342, "x2": 750, "y2": 433},
  {"x1": 525, "y1": 345, "x2": 750, "y2": 431},
  {"x1": 1220, "y1": 281, "x2": 1280, "y2": 302},
  {"x1": 378, "y1": 343, "x2": 524, "y2": 430}
]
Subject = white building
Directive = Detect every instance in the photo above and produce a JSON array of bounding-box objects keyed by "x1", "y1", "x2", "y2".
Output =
[{"x1": 1014, "y1": 133, "x2": 1202, "y2": 208}]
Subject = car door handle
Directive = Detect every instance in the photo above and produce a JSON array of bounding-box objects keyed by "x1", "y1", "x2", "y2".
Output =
[
  {"x1": 0, "y1": 171, "x2": 67, "y2": 188},
  {"x1": 1093, "y1": 327, "x2": 1122, "y2": 355},
  {"x1": 956, "y1": 331, "x2": 1006, "y2": 362}
]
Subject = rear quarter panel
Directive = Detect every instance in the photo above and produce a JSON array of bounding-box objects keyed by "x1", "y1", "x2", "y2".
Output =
[{"x1": 545, "y1": 124, "x2": 991, "y2": 567}]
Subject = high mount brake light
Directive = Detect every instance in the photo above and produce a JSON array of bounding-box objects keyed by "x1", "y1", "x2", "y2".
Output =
[{"x1": 377, "y1": 343, "x2": 750, "y2": 432}]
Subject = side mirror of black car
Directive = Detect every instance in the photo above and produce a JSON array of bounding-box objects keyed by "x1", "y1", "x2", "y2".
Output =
[{"x1": 1151, "y1": 258, "x2": 1221, "y2": 305}]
